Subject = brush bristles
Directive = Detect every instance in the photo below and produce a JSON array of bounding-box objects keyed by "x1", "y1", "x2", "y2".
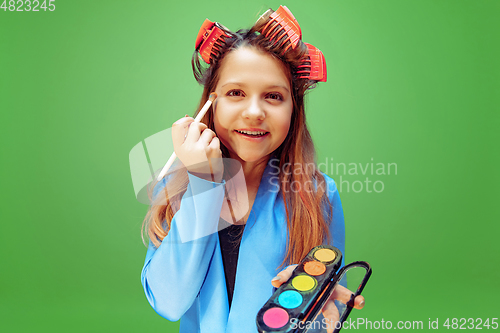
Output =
[{"x1": 209, "y1": 93, "x2": 217, "y2": 101}]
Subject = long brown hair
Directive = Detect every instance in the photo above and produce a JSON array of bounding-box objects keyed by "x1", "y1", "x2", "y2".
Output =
[{"x1": 142, "y1": 19, "x2": 334, "y2": 267}]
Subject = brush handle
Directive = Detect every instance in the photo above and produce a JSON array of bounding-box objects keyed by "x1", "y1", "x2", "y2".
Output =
[
  {"x1": 195, "y1": 99, "x2": 213, "y2": 122},
  {"x1": 157, "y1": 151, "x2": 177, "y2": 181}
]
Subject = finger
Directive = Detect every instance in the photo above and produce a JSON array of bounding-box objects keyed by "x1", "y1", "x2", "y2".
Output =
[
  {"x1": 208, "y1": 137, "x2": 223, "y2": 180},
  {"x1": 172, "y1": 117, "x2": 194, "y2": 147},
  {"x1": 198, "y1": 128, "x2": 217, "y2": 146},
  {"x1": 207, "y1": 136, "x2": 221, "y2": 153},
  {"x1": 330, "y1": 284, "x2": 365, "y2": 309},
  {"x1": 173, "y1": 115, "x2": 192, "y2": 125},
  {"x1": 185, "y1": 122, "x2": 208, "y2": 142},
  {"x1": 271, "y1": 264, "x2": 298, "y2": 288},
  {"x1": 321, "y1": 299, "x2": 340, "y2": 333},
  {"x1": 354, "y1": 295, "x2": 365, "y2": 309},
  {"x1": 207, "y1": 137, "x2": 222, "y2": 167}
]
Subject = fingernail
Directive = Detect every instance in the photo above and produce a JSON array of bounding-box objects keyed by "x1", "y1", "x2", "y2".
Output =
[
  {"x1": 271, "y1": 276, "x2": 281, "y2": 282},
  {"x1": 359, "y1": 300, "x2": 365, "y2": 308}
]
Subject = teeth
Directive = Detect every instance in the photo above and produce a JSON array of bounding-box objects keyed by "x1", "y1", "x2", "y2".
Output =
[{"x1": 236, "y1": 130, "x2": 268, "y2": 136}]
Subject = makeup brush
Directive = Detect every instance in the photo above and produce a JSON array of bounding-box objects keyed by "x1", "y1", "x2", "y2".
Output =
[{"x1": 156, "y1": 93, "x2": 217, "y2": 181}]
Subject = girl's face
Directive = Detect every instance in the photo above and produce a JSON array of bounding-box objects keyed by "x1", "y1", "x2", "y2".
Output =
[{"x1": 213, "y1": 46, "x2": 293, "y2": 165}]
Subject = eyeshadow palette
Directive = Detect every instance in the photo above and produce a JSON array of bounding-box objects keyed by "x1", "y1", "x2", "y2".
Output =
[{"x1": 256, "y1": 245, "x2": 371, "y2": 333}]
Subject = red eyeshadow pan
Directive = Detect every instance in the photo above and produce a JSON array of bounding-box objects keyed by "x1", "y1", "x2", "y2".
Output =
[{"x1": 262, "y1": 307, "x2": 289, "y2": 328}]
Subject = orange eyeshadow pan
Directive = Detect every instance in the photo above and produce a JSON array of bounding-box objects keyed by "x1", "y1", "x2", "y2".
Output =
[{"x1": 304, "y1": 261, "x2": 326, "y2": 276}]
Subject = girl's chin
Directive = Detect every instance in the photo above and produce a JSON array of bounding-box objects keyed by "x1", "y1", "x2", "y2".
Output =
[{"x1": 229, "y1": 151, "x2": 272, "y2": 164}]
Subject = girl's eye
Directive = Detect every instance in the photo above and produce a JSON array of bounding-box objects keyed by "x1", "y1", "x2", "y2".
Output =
[
  {"x1": 227, "y1": 90, "x2": 244, "y2": 97},
  {"x1": 267, "y1": 93, "x2": 283, "y2": 101}
]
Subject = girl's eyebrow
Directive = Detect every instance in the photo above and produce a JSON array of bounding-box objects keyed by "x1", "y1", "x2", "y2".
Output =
[
  {"x1": 267, "y1": 85, "x2": 290, "y2": 93},
  {"x1": 221, "y1": 82, "x2": 290, "y2": 93}
]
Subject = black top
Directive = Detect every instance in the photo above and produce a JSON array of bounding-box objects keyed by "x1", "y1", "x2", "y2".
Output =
[{"x1": 218, "y1": 222, "x2": 245, "y2": 309}]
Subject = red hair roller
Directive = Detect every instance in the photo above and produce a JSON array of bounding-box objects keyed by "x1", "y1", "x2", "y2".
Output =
[
  {"x1": 195, "y1": 19, "x2": 230, "y2": 64},
  {"x1": 260, "y1": 5, "x2": 302, "y2": 52},
  {"x1": 298, "y1": 43, "x2": 327, "y2": 82}
]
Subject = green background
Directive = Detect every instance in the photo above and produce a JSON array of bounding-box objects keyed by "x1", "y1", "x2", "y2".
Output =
[{"x1": 1, "y1": 0, "x2": 498, "y2": 331}]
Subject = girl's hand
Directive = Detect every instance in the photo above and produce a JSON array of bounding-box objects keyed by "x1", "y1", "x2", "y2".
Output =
[
  {"x1": 171, "y1": 116, "x2": 223, "y2": 183},
  {"x1": 271, "y1": 265, "x2": 365, "y2": 333}
]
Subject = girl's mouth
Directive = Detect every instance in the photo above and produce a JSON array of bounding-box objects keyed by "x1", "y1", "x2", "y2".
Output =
[{"x1": 234, "y1": 129, "x2": 270, "y2": 138}]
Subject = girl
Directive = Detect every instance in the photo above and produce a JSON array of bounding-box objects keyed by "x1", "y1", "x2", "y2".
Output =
[{"x1": 141, "y1": 6, "x2": 365, "y2": 333}]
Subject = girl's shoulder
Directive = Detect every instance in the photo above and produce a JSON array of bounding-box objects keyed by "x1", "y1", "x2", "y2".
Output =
[{"x1": 317, "y1": 171, "x2": 340, "y2": 200}]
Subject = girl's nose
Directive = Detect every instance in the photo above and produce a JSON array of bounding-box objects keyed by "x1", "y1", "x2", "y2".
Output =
[{"x1": 242, "y1": 97, "x2": 265, "y2": 120}]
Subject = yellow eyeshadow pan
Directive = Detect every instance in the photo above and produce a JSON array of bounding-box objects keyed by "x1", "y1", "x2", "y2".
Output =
[
  {"x1": 314, "y1": 248, "x2": 336, "y2": 262},
  {"x1": 291, "y1": 275, "x2": 316, "y2": 291}
]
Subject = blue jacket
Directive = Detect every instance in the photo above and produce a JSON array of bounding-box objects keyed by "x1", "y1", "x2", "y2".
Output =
[{"x1": 141, "y1": 158, "x2": 345, "y2": 333}]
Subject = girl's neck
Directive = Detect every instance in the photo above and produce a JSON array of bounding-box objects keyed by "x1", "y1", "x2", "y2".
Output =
[{"x1": 231, "y1": 154, "x2": 270, "y2": 189}]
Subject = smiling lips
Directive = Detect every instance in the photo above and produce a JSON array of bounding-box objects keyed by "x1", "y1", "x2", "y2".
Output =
[{"x1": 234, "y1": 128, "x2": 270, "y2": 138}]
